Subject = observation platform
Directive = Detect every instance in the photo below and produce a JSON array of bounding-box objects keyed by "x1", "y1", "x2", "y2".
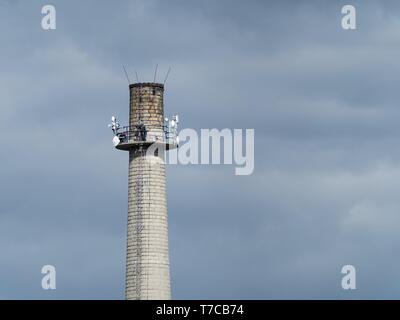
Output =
[{"x1": 114, "y1": 125, "x2": 178, "y2": 151}]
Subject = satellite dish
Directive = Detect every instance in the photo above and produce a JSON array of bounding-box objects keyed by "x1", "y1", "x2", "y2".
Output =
[
  {"x1": 111, "y1": 116, "x2": 116, "y2": 121},
  {"x1": 170, "y1": 120, "x2": 176, "y2": 128},
  {"x1": 176, "y1": 136, "x2": 179, "y2": 146},
  {"x1": 112, "y1": 136, "x2": 120, "y2": 147},
  {"x1": 175, "y1": 115, "x2": 179, "y2": 123},
  {"x1": 165, "y1": 117, "x2": 169, "y2": 122}
]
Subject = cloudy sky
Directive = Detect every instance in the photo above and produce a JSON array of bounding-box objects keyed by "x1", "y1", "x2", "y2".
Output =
[{"x1": 1, "y1": 0, "x2": 400, "y2": 299}]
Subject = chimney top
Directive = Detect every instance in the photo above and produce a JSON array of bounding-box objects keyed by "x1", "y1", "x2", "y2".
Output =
[{"x1": 129, "y1": 82, "x2": 164, "y2": 89}]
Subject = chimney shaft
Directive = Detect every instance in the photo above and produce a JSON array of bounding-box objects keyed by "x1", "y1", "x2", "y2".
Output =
[{"x1": 124, "y1": 82, "x2": 171, "y2": 300}]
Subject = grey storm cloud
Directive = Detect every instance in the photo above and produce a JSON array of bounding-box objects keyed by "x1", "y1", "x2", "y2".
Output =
[{"x1": 1, "y1": 0, "x2": 400, "y2": 299}]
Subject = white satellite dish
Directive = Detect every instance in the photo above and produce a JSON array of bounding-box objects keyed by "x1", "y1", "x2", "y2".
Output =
[
  {"x1": 175, "y1": 136, "x2": 179, "y2": 146},
  {"x1": 170, "y1": 120, "x2": 176, "y2": 128},
  {"x1": 112, "y1": 136, "x2": 120, "y2": 147}
]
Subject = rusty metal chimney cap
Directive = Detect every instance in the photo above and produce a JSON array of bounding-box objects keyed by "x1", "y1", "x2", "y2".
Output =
[{"x1": 129, "y1": 82, "x2": 164, "y2": 89}]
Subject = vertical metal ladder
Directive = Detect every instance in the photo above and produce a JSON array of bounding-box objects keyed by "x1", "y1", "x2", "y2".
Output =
[{"x1": 135, "y1": 147, "x2": 145, "y2": 298}]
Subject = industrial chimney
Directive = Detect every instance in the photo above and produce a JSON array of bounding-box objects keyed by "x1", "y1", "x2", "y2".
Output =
[{"x1": 110, "y1": 82, "x2": 178, "y2": 300}]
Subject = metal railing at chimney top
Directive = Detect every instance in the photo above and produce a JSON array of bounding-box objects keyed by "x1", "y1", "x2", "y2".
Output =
[{"x1": 115, "y1": 125, "x2": 177, "y2": 145}]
